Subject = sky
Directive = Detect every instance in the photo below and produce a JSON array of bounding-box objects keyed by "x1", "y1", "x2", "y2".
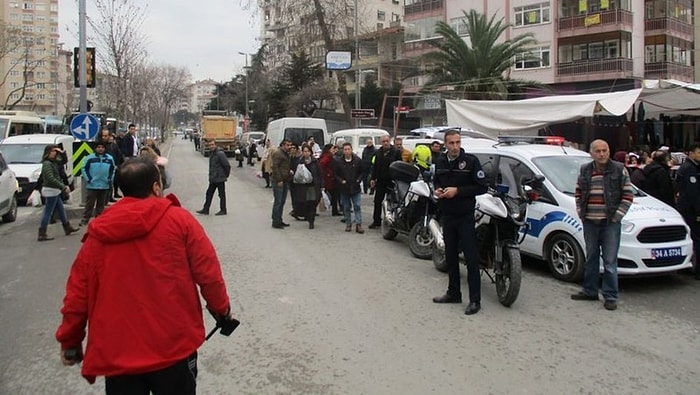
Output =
[{"x1": 58, "y1": 0, "x2": 260, "y2": 83}]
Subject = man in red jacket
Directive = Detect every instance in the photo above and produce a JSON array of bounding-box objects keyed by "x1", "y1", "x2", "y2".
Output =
[{"x1": 56, "y1": 157, "x2": 235, "y2": 394}]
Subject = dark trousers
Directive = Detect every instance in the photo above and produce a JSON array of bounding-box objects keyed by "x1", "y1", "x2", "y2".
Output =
[
  {"x1": 372, "y1": 180, "x2": 389, "y2": 225},
  {"x1": 202, "y1": 182, "x2": 226, "y2": 212},
  {"x1": 328, "y1": 187, "x2": 340, "y2": 215},
  {"x1": 83, "y1": 189, "x2": 108, "y2": 220},
  {"x1": 361, "y1": 167, "x2": 372, "y2": 193},
  {"x1": 443, "y1": 214, "x2": 481, "y2": 304},
  {"x1": 105, "y1": 352, "x2": 197, "y2": 395},
  {"x1": 682, "y1": 214, "x2": 700, "y2": 274}
]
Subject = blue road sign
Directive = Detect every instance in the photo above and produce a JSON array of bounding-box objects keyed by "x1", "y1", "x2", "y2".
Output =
[{"x1": 70, "y1": 113, "x2": 100, "y2": 140}]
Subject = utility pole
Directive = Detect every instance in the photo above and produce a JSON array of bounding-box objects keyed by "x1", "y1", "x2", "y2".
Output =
[
  {"x1": 78, "y1": 0, "x2": 87, "y2": 113},
  {"x1": 238, "y1": 52, "x2": 250, "y2": 132},
  {"x1": 354, "y1": 0, "x2": 361, "y2": 128}
]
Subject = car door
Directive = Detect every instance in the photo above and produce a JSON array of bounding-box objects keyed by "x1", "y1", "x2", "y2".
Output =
[{"x1": 0, "y1": 152, "x2": 14, "y2": 214}]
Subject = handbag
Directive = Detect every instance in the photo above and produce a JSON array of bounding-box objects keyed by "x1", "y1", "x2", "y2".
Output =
[{"x1": 293, "y1": 163, "x2": 313, "y2": 184}]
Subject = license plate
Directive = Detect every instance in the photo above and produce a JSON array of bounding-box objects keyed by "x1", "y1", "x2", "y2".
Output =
[{"x1": 651, "y1": 247, "x2": 683, "y2": 260}]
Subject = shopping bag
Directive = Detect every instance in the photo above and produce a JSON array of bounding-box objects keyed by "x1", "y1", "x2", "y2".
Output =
[
  {"x1": 322, "y1": 190, "x2": 331, "y2": 211},
  {"x1": 293, "y1": 164, "x2": 313, "y2": 184},
  {"x1": 28, "y1": 190, "x2": 42, "y2": 207},
  {"x1": 317, "y1": 198, "x2": 327, "y2": 212}
]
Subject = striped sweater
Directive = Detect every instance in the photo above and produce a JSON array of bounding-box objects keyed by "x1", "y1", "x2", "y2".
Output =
[{"x1": 576, "y1": 165, "x2": 634, "y2": 222}]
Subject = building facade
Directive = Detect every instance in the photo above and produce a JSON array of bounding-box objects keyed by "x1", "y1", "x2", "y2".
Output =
[
  {"x1": 188, "y1": 80, "x2": 217, "y2": 114},
  {"x1": 0, "y1": 0, "x2": 63, "y2": 115}
]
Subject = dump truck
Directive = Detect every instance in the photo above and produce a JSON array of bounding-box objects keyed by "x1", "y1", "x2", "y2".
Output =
[{"x1": 199, "y1": 111, "x2": 237, "y2": 156}]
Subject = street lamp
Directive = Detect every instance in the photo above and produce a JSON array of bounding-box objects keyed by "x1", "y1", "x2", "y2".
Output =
[{"x1": 237, "y1": 52, "x2": 250, "y2": 118}]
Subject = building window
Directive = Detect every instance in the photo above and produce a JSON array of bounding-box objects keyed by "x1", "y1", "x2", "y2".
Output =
[
  {"x1": 9, "y1": 2, "x2": 19, "y2": 8},
  {"x1": 23, "y1": 2, "x2": 34, "y2": 10},
  {"x1": 515, "y1": 46, "x2": 551, "y2": 69},
  {"x1": 559, "y1": 33, "x2": 631, "y2": 63},
  {"x1": 22, "y1": 14, "x2": 33, "y2": 21},
  {"x1": 22, "y1": 25, "x2": 34, "y2": 33},
  {"x1": 377, "y1": 11, "x2": 385, "y2": 21},
  {"x1": 36, "y1": 15, "x2": 46, "y2": 21},
  {"x1": 514, "y1": 2, "x2": 550, "y2": 26},
  {"x1": 10, "y1": 94, "x2": 20, "y2": 100},
  {"x1": 50, "y1": 3, "x2": 57, "y2": 12},
  {"x1": 36, "y1": 3, "x2": 45, "y2": 11},
  {"x1": 450, "y1": 17, "x2": 469, "y2": 36},
  {"x1": 10, "y1": 13, "x2": 20, "y2": 20},
  {"x1": 10, "y1": 82, "x2": 20, "y2": 89},
  {"x1": 404, "y1": 15, "x2": 442, "y2": 42},
  {"x1": 36, "y1": 83, "x2": 45, "y2": 89}
]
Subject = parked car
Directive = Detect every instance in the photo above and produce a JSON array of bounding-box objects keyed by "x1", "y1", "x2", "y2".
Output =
[
  {"x1": 462, "y1": 136, "x2": 693, "y2": 282},
  {"x1": 0, "y1": 151, "x2": 18, "y2": 223},
  {"x1": 0, "y1": 134, "x2": 75, "y2": 205}
]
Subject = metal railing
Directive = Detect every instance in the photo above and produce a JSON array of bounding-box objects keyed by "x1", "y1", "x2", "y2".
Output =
[
  {"x1": 556, "y1": 58, "x2": 633, "y2": 76},
  {"x1": 405, "y1": 0, "x2": 443, "y2": 16},
  {"x1": 644, "y1": 62, "x2": 693, "y2": 80},
  {"x1": 645, "y1": 17, "x2": 694, "y2": 36},
  {"x1": 558, "y1": 9, "x2": 633, "y2": 30}
]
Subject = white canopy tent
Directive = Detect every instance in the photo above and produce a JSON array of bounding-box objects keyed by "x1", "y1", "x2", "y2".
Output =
[
  {"x1": 445, "y1": 88, "x2": 642, "y2": 137},
  {"x1": 637, "y1": 79, "x2": 700, "y2": 118}
]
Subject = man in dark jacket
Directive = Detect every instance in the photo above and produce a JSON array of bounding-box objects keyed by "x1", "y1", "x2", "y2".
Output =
[
  {"x1": 270, "y1": 139, "x2": 293, "y2": 229},
  {"x1": 334, "y1": 142, "x2": 364, "y2": 233},
  {"x1": 368, "y1": 136, "x2": 400, "y2": 228},
  {"x1": 432, "y1": 130, "x2": 488, "y2": 315},
  {"x1": 675, "y1": 143, "x2": 700, "y2": 280},
  {"x1": 641, "y1": 150, "x2": 675, "y2": 207},
  {"x1": 196, "y1": 139, "x2": 231, "y2": 216},
  {"x1": 120, "y1": 124, "x2": 139, "y2": 159}
]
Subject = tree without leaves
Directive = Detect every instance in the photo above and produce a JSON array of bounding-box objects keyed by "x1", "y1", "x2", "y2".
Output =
[
  {"x1": 422, "y1": 10, "x2": 544, "y2": 100},
  {"x1": 88, "y1": 0, "x2": 148, "y2": 120}
]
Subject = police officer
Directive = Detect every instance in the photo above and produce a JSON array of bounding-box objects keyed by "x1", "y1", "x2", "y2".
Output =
[
  {"x1": 675, "y1": 143, "x2": 700, "y2": 280},
  {"x1": 432, "y1": 129, "x2": 488, "y2": 315}
]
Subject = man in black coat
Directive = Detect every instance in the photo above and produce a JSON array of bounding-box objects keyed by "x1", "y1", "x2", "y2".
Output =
[
  {"x1": 196, "y1": 139, "x2": 231, "y2": 216},
  {"x1": 120, "y1": 124, "x2": 139, "y2": 159},
  {"x1": 360, "y1": 139, "x2": 376, "y2": 194},
  {"x1": 675, "y1": 143, "x2": 700, "y2": 280},
  {"x1": 368, "y1": 136, "x2": 400, "y2": 228},
  {"x1": 641, "y1": 150, "x2": 675, "y2": 207}
]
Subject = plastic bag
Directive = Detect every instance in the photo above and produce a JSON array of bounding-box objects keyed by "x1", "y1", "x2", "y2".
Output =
[
  {"x1": 28, "y1": 190, "x2": 42, "y2": 207},
  {"x1": 322, "y1": 190, "x2": 331, "y2": 211},
  {"x1": 293, "y1": 164, "x2": 313, "y2": 184}
]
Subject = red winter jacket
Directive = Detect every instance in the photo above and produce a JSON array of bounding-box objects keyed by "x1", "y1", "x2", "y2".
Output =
[
  {"x1": 319, "y1": 152, "x2": 336, "y2": 190},
  {"x1": 55, "y1": 194, "x2": 230, "y2": 383}
]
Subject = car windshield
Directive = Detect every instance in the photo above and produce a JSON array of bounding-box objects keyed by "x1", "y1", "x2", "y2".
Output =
[{"x1": 0, "y1": 144, "x2": 46, "y2": 164}]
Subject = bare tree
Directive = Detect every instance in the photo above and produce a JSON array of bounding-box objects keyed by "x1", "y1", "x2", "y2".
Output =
[
  {"x1": 142, "y1": 64, "x2": 190, "y2": 141},
  {"x1": 88, "y1": 0, "x2": 148, "y2": 121},
  {"x1": 0, "y1": 30, "x2": 54, "y2": 110}
]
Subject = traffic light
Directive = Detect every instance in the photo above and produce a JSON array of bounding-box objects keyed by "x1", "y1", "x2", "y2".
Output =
[{"x1": 73, "y1": 47, "x2": 96, "y2": 88}]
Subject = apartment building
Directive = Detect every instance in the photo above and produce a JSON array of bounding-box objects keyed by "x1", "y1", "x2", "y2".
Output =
[
  {"x1": 188, "y1": 80, "x2": 217, "y2": 114},
  {"x1": 258, "y1": 0, "x2": 404, "y2": 94},
  {"x1": 0, "y1": 1, "x2": 63, "y2": 115}
]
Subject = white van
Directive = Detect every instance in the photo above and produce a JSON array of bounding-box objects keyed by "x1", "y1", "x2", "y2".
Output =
[
  {"x1": 265, "y1": 118, "x2": 328, "y2": 151},
  {"x1": 332, "y1": 128, "x2": 390, "y2": 156},
  {"x1": 0, "y1": 111, "x2": 46, "y2": 141},
  {"x1": 0, "y1": 134, "x2": 75, "y2": 204}
]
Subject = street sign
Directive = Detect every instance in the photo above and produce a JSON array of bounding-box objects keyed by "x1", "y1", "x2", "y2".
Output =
[
  {"x1": 351, "y1": 109, "x2": 375, "y2": 119},
  {"x1": 394, "y1": 105, "x2": 410, "y2": 114},
  {"x1": 71, "y1": 141, "x2": 96, "y2": 177},
  {"x1": 326, "y1": 51, "x2": 352, "y2": 70},
  {"x1": 70, "y1": 113, "x2": 99, "y2": 140}
]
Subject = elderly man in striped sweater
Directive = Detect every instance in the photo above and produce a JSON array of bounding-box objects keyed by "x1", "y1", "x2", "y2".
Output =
[{"x1": 572, "y1": 139, "x2": 634, "y2": 311}]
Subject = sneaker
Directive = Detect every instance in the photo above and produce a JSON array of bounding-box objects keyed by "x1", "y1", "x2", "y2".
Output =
[
  {"x1": 570, "y1": 291, "x2": 599, "y2": 301},
  {"x1": 603, "y1": 300, "x2": 617, "y2": 311}
]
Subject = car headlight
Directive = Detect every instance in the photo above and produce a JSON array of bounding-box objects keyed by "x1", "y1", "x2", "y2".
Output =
[
  {"x1": 30, "y1": 168, "x2": 42, "y2": 182},
  {"x1": 621, "y1": 220, "x2": 635, "y2": 233}
]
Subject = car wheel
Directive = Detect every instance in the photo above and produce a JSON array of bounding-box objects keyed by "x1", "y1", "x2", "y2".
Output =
[
  {"x1": 546, "y1": 232, "x2": 584, "y2": 282},
  {"x1": 2, "y1": 194, "x2": 18, "y2": 223}
]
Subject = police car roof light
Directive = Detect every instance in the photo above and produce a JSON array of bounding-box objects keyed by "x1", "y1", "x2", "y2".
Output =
[{"x1": 497, "y1": 135, "x2": 566, "y2": 146}]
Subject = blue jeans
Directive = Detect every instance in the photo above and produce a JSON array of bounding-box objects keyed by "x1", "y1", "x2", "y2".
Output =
[
  {"x1": 582, "y1": 219, "x2": 621, "y2": 301},
  {"x1": 340, "y1": 193, "x2": 362, "y2": 224},
  {"x1": 41, "y1": 195, "x2": 67, "y2": 228},
  {"x1": 271, "y1": 182, "x2": 288, "y2": 224}
]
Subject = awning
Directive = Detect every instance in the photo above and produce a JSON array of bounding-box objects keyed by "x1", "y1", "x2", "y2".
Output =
[
  {"x1": 637, "y1": 79, "x2": 700, "y2": 117},
  {"x1": 446, "y1": 89, "x2": 642, "y2": 137}
]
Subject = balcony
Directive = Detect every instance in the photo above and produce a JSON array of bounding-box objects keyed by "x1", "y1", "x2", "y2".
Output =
[
  {"x1": 556, "y1": 58, "x2": 633, "y2": 82},
  {"x1": 644, "y1": 62, "x2": 693, "y2": 82},
  {"x1": 558, "y1": 9, "x2": 633, "y2": 38},
  {"x1": 645, "y1": 18, "x2": 693, "y2": 40},
  {"x1": 405, "y1": 0, "x2": 443, "y2": 17}
]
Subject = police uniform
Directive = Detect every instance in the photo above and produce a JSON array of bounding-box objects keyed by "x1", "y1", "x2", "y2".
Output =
[
  {"x1": 433, "y1": 148, "x2": 488, "y2": 311},
  {"x1": 675, "y1": 156, "x2": 700, "y2": 278}
]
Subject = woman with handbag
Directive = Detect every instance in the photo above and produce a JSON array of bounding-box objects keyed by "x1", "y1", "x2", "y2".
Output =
[
  {"x1": 37, "y1": 145, "x2": 79, "y2": 241},
  {"x1": 292, "y1": 144, "x2": 323, "y2": 229}
]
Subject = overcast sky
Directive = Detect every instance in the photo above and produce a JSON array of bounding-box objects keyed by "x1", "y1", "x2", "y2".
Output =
[{"x1": 58, "y1": 0, "x2": 260, "y2": 83}]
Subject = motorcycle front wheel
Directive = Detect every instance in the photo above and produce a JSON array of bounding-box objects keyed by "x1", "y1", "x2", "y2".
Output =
[
  {"x1": 495, "y1": 243, "x2": 522, "y2": 307},
  {"x1": 432, "y1": 243, "x2": 448, "y2": 272},
  {"x1": 409, "y1": 222, "x2": 433, "y2": 260}
]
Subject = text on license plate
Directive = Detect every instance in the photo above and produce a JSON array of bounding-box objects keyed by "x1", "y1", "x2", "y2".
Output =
[{"x1": 651, "y1": 247, "x2": 682, "y2": 260}]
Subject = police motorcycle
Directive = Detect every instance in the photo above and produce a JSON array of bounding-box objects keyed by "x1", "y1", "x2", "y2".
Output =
[
  {"x1": 381, "y1": 146, "x2": 439, "y2": 259},
  {"x1": 429, "y1": 176, "x2": 542, "y2": 307}
]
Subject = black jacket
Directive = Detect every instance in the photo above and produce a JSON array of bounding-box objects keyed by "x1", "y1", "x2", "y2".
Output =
[
  {"x1": 120, "y1": 133, "x2": 138, "y2": 158},
  {"x1": 675, "y1": 158, "x2": 700, "y2": 217},
  {"x1": 370, "y1": 146, "x2": 400, "y2": 182},
  {"x1": 641, "y1": 161, "x2": 675, "y2": 207},
  {"x1": 333, "y1": 154, "x2": 363, "y2": 195},
  {"x1": 208, "y1": 147, "x2": 231, "y2": 183},
  {"x1": 433, "y1": 149, "x2": 488, "y2": 216}
]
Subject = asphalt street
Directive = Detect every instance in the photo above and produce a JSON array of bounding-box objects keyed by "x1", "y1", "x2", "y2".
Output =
[{"x1": 1, "y1": 136, "x2": 699, "y2": 394}]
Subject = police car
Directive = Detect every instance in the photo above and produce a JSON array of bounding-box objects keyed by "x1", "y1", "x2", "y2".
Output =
[{"x1": 462, "y1": 136, "x2": 693, "y2": 282}]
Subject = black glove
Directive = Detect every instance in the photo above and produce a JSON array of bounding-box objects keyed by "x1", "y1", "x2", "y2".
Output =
[
  {"x1": 206, "y1": 307, "x2": 240, "y2": 339},
  {"x1": 64, "y1": 348, "x2": 83, "y2": 363}
]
